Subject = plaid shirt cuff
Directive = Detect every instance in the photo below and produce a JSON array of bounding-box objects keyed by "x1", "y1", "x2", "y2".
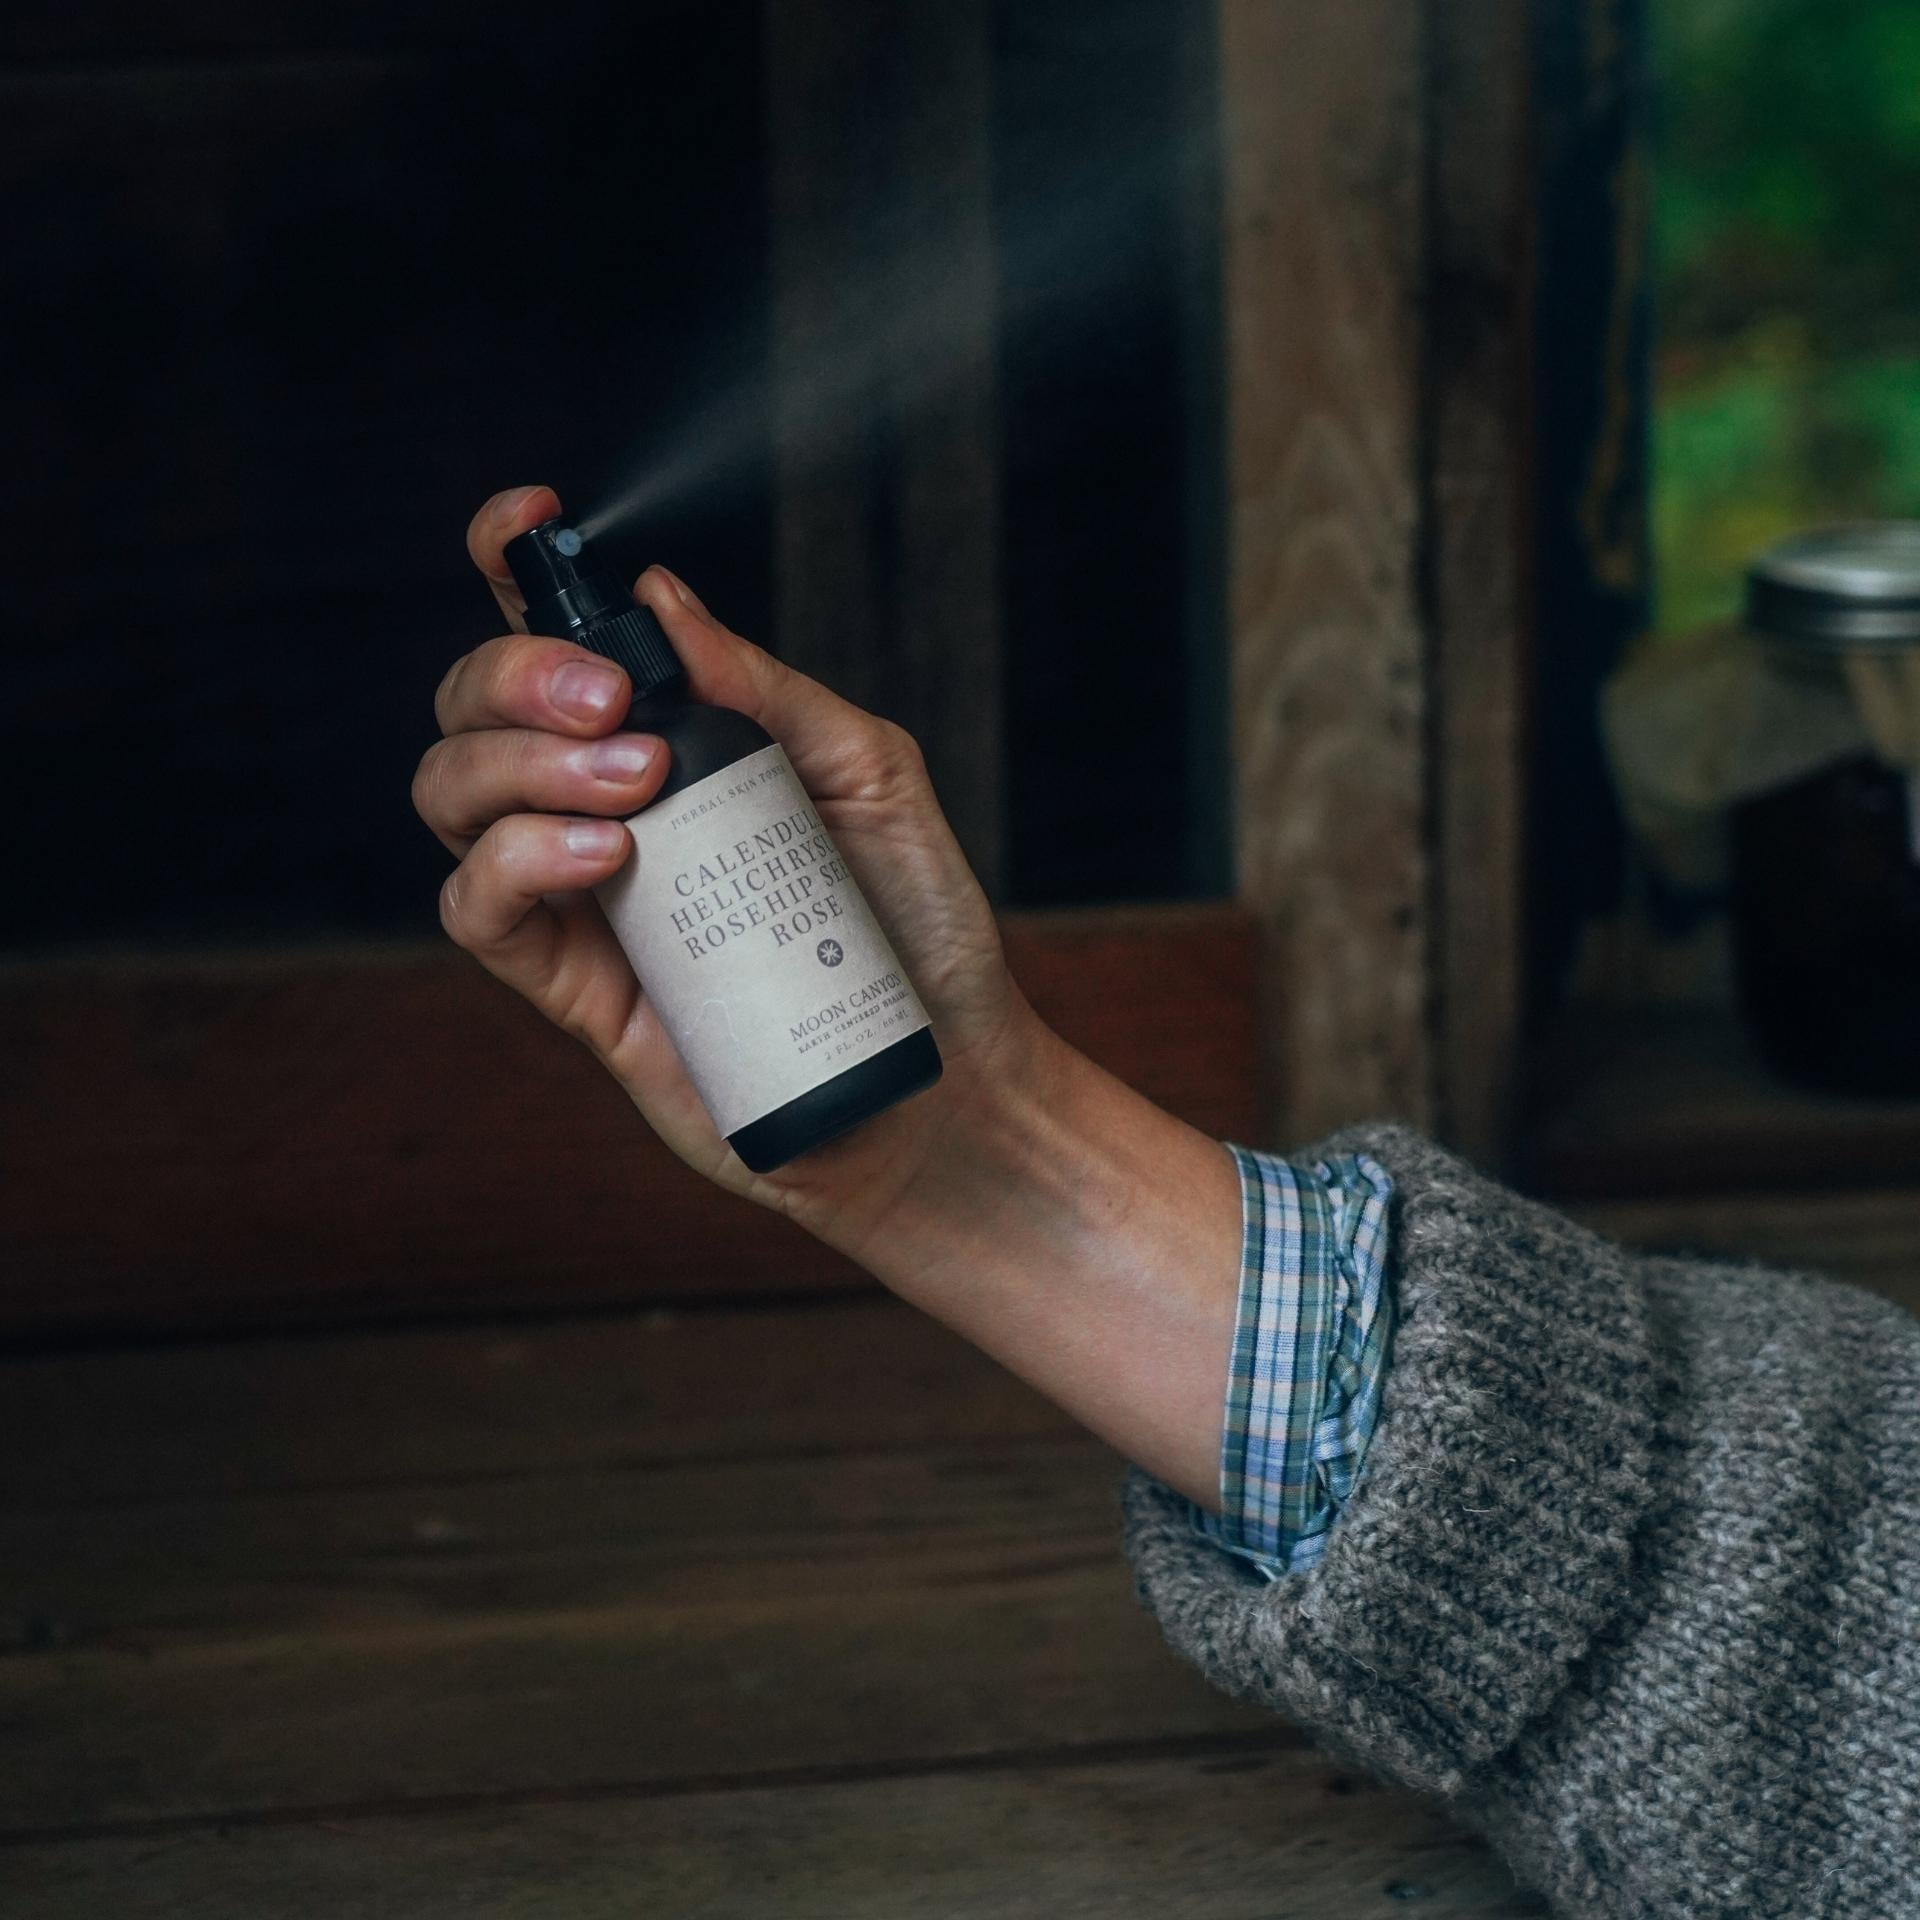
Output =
[{"x1": 1190, "y1": 1144, "x2": 1395, "y2": 1580}]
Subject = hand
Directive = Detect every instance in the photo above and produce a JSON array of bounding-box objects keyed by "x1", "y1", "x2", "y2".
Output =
[
  {"x1": 413, "y1": 484, "x2": 1045, "y2": 1253},
  {"x1": 419, "y1": 485, "x2": 1243, "y2": 1507}
]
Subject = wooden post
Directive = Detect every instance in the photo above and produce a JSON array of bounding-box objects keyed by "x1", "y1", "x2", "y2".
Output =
[
  {"x1": 1216, "y1": 1, "x2": 1433, "y2": 1145},
  {"x1": 1424, "y1": 0, "x2": 1532, "y2": 1166}
]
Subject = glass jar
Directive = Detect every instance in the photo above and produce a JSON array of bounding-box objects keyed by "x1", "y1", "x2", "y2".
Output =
[{"x1": 1730, "y1": 524, "x2": 1920, "y2": 1096}]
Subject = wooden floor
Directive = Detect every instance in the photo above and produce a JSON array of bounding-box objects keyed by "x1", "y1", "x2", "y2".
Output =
[{"x1": 0, "y1": 1296, "x2": 1542, "y2": 1917}]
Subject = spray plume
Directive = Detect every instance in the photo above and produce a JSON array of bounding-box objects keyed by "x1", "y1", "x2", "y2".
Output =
[{"x1": 575, "y1": 112, "x2": 1214, "y2": 545}]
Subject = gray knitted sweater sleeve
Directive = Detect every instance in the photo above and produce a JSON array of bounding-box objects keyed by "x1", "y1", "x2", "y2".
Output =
[{"x1": 1121, "y1": 1122, "x2": 1920, "y2": 1919}]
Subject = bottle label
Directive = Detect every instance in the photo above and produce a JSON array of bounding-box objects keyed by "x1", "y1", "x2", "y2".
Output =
[{"x1": 596, "y1": 742, "x2": 933, "y2": 1140}]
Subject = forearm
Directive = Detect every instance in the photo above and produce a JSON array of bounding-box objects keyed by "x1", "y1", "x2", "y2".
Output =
[{"x1": 809, "y1": 1002, "x2": 1244, "y2": 1508}]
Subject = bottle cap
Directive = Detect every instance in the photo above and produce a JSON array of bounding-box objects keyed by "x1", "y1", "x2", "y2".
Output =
[
  {"x1": 1747, "y1": 523, "x2": 1920, "y2": 652},
  {"x1": 503, "y1": 519, "x2": 685, "y2": 695}
]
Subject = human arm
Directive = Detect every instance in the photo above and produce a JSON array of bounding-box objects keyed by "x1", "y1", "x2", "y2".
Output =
[
  {"x1": 415, "y1": 483, "x2": 1249, "y2": 1507},
  {"x1": 1126, "y1": 1121, "x2": 1920, "y2": 1919},
  {"x1": 416, "y1": 488, "x2": 1920, "y2": 1912}
]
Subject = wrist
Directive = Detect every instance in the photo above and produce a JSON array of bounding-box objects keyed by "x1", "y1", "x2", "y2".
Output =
[
  {"x1": 853, "y1": 1002, "x2": 1089, "y2": 1304},
  {"x1": 798, "y1": 989, "x2": 1243, "y2": 1504},
  {"x1": 786, "y1": 986, "x2": 1073, "y2": 1280}
]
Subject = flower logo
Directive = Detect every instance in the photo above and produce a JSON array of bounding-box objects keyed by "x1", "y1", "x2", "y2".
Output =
[{"x1": 816, "y1": 938, "x2": 844, "y2": 967}]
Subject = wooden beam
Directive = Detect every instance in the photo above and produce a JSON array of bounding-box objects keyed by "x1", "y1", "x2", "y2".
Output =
[
  {"x1": 1423, "y1": 0, "x2": 1533, "y2": 1168},
  {"x1": 1216, "y1": 1, "x2": 1432, "y2": 1144},
  {"x1": 0, "y1": 1748, "x2": 1538, "y2": 1916},
  {"x1": 0, "y1": 904, "x2": 1259, "y2": 1337},
  {"x1": 765, "y1": 0, "x2": 1004, "y2": 895}
]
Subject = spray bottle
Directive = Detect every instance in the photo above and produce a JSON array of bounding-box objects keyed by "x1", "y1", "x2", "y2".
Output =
[{"x1": 504, "y1": 518, "x2": 942, "y2": 1171}]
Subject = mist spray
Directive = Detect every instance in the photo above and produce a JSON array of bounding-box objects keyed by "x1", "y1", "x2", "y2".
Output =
[{"x1": 503, "y1": 519, "x2": 942, "y2": 1172}]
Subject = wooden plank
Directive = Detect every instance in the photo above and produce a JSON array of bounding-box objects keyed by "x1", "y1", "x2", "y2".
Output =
[
  {"x1": 1526, "y1": 1009, "x2": 1920, "y2": 1200},
  {"x1": 764, "y1": 0, "x2": 1003, "y2": 894},
  {"x1": 1424, "y1": 0, "x2": 1533, "y2": 1171},
  {"x1": 0, "y1": 1298, "x2": 1071, "y2": 1510},
  {"x1": 1216, "y1": 1, "x2": 1432, "y2": 1144},
  {"x1": 1531, "y1": 1010, "x2": 1920, "y2": 1306},
  {"x1": 0, "y1": 1436, "x2": 1279, "y2": 1830},
  {"x1": 0, "y1": 1438, "x2": 1146, "y2": 1644},
  {"x1": 1568, "y1": 1185, "x2": 1920, "y2": 1315},
  {"x1": 0, "y1": 1748, "x2": 1542, "y2": 1918},
  {"x1": 1526, "y1": 0, "x2": 1652, "y2": 1005},
  {"x1": 0, "y1": 904, "x2": 1258, "y2": 1336},
  {"x1": 17, "y1": 1176, "x2": 1910, "y2": 1517}
]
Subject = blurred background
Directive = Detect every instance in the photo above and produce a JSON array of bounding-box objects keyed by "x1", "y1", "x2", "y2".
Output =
[
  {"x1": 6, "y1": 4, "x2": 1920, "y2": 1909},
  {"x1": 1653, "y1": 0, "x2": 1920, "y2": 633},
  {"x1": 3, "y1": 0, "x2": 1229, "y2": 946},
  {"x1": 6, "y1": 0, "x2": 1920, "y2": 1282},
  {"x1": 5, "y1": 0, "x2": 1919, "y2": 1317}
]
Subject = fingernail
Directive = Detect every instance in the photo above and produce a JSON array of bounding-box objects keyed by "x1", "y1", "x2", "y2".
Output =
[
  {"x1": 659, "y1": 566, "x2": 693, "y2": 607},
  {"x1": 491, "y1": 485, "x2": 540, "y2": 526},
  {"x1": 552, "y1": 660, "x2": 624, "y2": 719},
  {"x1": 588, "y1": 734, "x2": 658, "y2": 781},
  {"x1": 565, "y1": 819, "x2": 628, "y2": 860}
]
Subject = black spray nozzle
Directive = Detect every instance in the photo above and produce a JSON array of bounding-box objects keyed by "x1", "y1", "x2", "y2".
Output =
[{"x1": 503, "y1": 518, "x2": 683, "y2": 698}]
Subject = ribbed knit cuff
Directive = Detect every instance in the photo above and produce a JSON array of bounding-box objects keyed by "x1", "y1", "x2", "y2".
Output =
[{"x1": 1121, "y1": 1123, "x2": 1658, "y2": 1803}]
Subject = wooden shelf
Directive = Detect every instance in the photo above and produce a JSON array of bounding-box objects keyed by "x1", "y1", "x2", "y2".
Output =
[
  {"x1": 1524, "y1": 1007, "x2": 1920, "y2": 1201},
  {"x1": 1521, "y1": 1007, "x2": 1920, "y2": 1308}
]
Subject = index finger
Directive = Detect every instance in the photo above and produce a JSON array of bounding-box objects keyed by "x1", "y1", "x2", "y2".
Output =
[
  {"x1": 467, "y1": 484, "x2": 564, "y2": 630},
  {"x1": 434, "y1": 630, "x2": 632, "y2": 740}
]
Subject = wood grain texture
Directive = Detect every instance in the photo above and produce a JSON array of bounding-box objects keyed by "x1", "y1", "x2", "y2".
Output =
[
  {"x1": 1526, "y1": 1011, "x2": 1920, "y2": 1306},
  {"x1": 0, "y1": 1298, "x2": 1070, "y2": 1510},
  {"x1": 4, "y1": 1436, "x2": 1138, "y2": 1652},
  {"x1": 0, "y1": 1297, "x2": 1532, "y2": 1910},
  {"x1": 1526, "y1": 1009, "x2": 1920, "y2": 1200},
  {"x1": 0, "y1": 1748, "x2": 1543, "y2": 1919},
  {"x1": 1568, "y1": 1185, "x2": 1920, "y2": 1314},
  {"x1": 765, "y1": 0, "x2": 1003, "y2": 894},
  {"x1": 0, "y1": 904, "x2": 1258, "y2": 1336},
  {"x1": 1216, "y1": 0, "x2": 1432, "y2": 1144},
  {"x1": 0, "y1": 1434, "x2": 1277, "y2": 1831},
  {"x1": 1424, "y1": 0, "x2": 1533, "y2": 1170}
]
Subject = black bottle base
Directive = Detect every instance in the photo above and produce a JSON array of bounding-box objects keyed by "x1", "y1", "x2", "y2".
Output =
[{"x1": 727, "y1": 1027, "x2": 943, "y2": 1173}]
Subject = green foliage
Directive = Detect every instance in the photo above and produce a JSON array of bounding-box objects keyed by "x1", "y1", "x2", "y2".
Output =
[{"x1": 1653, "y1": 0, "x2": 1920, "y2": 630}]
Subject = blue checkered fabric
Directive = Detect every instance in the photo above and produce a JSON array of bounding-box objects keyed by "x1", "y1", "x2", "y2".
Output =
[{"x1": 1191, "y1": 1145, "x2": 1395, "y2": 1579}]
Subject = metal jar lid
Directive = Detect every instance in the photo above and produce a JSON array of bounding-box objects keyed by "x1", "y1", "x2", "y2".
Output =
[{"x1": 1746, "y1": 523, "x2": 1920, "y2": 651}]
